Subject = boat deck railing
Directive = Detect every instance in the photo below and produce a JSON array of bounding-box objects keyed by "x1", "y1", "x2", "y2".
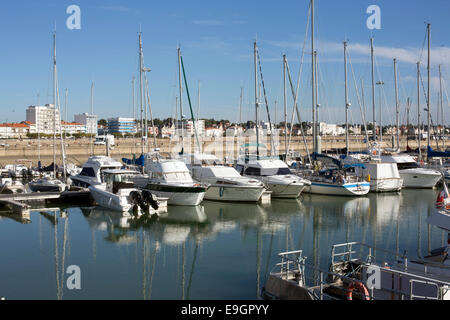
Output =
[{"x1": 268, "y1": 242, "x2": 450, "y2": 300}]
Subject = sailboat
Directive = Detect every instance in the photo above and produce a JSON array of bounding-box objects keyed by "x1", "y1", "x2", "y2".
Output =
[{"x1": 29, "y1": 31, "x2": 68, "y2": 193}]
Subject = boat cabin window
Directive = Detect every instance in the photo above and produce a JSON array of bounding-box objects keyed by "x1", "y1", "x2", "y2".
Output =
[
  {"x1": 396, "y1": 162, "x2": 419, "y2": 170},
  {"x1": 235, "y1": 165, "x2": 244, "y2": 175},
  {"x1": 244, "y1": 166, "x2": 261, "y2": 176},
  {"x1": 79, "y1": 167, "x2": 96, "y2": 177},
  {"x1": 163, "y1": 172, "x2": 193, "y2": 182}
]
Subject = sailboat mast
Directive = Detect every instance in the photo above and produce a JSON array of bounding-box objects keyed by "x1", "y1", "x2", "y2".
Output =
[
  {"x1": 283, "y1": 54, "x2": 287, "y2": 157},
  {"x1": 439, "y1": 65, "x2": 445, "y2": 150},
  {"x1": 52, "y1": 31, "x2": 57, "y2": 178},
  {"x1": 139, "y1": 32, "x2": 144, "y2": 154},
  {"x1": 370, "y1": 37, "x2": 377, "y2": 144},
  {"x1": 177, "y1": 47, "x2": 184, "y2": 151},
  {"x1": 311, "y1": 0, "x2": 316, "y2": 153},
  {"x1": 254, "y1": 41, "x2": 259, "y2": 157},
  {"x1": 90, "y1": 82, "x2": 94, "y2": 155},
  {"x1": 344, "y1": 41, "x2": 349, "y2": 155},
  {"x1": 406, "y1": 97, "x2": 410, "y2": 149},
  {"x1": 132, "y1": 76, "x2": 135, "y2": 120},
  {"x1": 427, "y1": 23, "x2": 431, "y2": 152},
  {"x1": 394, "y1": 58, "x2": 400, "y2": 150},
  {"x1": 417, "y1": 62, "x2": 422, "y2": 160},
  {"x1": 239, "y1": 86, "x2": 243, "y2": 124}
]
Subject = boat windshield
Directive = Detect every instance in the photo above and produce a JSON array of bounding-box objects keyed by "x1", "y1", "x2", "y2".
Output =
[
  {"x1": 397, "y1": 162, "x2": 420, "y2": 170},
  {"x1": 244, "y1": 167, "x2": 292, "y2": 176}
]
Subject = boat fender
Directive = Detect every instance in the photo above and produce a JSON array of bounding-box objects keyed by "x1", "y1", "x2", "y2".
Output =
[
  {"x1": 219, "y1": 187, "x2": 224, "y2": 197},
  {"x1": 346, "y1": 281, "x2": 370, "y2": 301},
  {"x1": 366, "y1": 174, "x2": 371, "y2": 182}
]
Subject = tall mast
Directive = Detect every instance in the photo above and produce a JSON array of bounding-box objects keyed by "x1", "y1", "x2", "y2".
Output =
[
  {"x1": 439, "y1": 65, "x2": 445, "y2": 150},
  {"x1": 314, "y1": 50, "x2": 319, "y2": 150},
  {"x1": 239, "y1": 86, "x2": 243, "y2": 124},
  {"x1": 394, "y1": 58, "x2": 399, "y2": 149},
  {"x1": 283, "y1": 54, "x2": 287, "y2": 157},
  {"x1": 427, "y1": 23, "x2": 431, "y2": 152},
  {"x1": 370, "y1": 37, "x2": 376, "y2": 144},
  {"x1": 311, "y1": 0, "x2": 316, "y2": 153},
  {"x1": 406, "y1": 97, "x2": 410, "y2": 149},
  {"x1": 254, "y1": 41, "x2": 259, "y2": 157},
  {"x1": 344, "y1": 41, "x2": 349, "y2": 155},
  {"x1": 90, "y1": 81, "x2": 94, "y2": 155},
  {"x1": 197, "y1": 81, "x2": 200, "y2": 123},
  {"x1": 177, "y1": 47, "x2": 184, "y2": 151},
  {"x1": 417, "y1": 62, "x2": 421, "y2": 160},
  {"x1": 52, "y1": 31, "x2": 57, "y2": 178},
  {"x1": 132, "y1": 76, "x2": 135, "y2": 120},
  {"x1": 139, "y1": 32, "x2": 144, "y2": 154}
]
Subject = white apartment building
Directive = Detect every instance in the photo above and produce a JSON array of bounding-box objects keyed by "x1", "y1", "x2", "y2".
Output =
[
  {"x1": 61, "y1": 122, "x2": 87, "y2": 135},
  {"x1": 186, "y1": 119, "x2": 205, "y2": 137},
  {"x1": 74, "y1": 113, "x2": 98, "y2": 135},
  {"x1": 26, "y1": 104, "x2": 61, "y2": 134}
]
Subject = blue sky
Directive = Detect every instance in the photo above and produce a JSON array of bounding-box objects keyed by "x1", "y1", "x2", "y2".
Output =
[{"x1": 0, "y1": 0, "x2": 449, "y2": 126}]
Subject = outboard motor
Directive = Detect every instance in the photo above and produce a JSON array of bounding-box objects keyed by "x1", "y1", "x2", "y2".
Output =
[
  {"x1": 129, "y1": 190, "x2": 148, "y2": 213},
  {"x1": 141, "y1": 189, "x2": 159, "y2": 210}
]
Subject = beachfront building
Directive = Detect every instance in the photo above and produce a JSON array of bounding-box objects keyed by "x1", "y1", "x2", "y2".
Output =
[
  {"x1": 0, "y1": 123, "x2": 32, "y2": 139},
  {"x1": 74, "y1": 113, "x2": 98, "y2": 135},
  {"x1": 61, "y1": 121, "x2": 87, "y2": 135},
  {"x1": 107, "y1": 117, "x2": 136, "y2": 135},
  {"x1": 25, "y1": 104, "x2": 61, "y2": 134}
]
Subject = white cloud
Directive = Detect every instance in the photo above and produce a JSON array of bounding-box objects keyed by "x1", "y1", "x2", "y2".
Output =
[{"x1": 192, "y1": 20, "x2": 224, "y2": 26}]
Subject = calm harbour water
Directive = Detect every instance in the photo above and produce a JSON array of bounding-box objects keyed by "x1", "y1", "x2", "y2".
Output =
[{"x1": 0, "y1": 188, "x2": 446, "y2": 300}]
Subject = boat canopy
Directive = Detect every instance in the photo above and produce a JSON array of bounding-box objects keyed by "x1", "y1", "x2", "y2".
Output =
[
  {"x1": 122, "y1": 154, "x2": 145, "y2": 167},
  {"x1": 427, "y1": 146, "x2": 450, "y2": 158}
]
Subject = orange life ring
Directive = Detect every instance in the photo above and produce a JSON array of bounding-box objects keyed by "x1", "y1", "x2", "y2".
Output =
[{"x1": 346, "y1": 281, "x2": 370, "y2": 301}]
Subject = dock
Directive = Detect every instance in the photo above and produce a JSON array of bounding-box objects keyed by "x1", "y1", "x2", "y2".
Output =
[{"x1": 0, "y1": 190, "x2": 92, "y2": 214}]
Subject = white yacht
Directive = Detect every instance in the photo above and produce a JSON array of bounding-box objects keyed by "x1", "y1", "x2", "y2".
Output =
[
  {"x1": 89, "y1": 169, "x2": 165, "y2": 213},
  {"x1": 235, "y1": 157, "x2": 309, "y2": 199},
  {"x1": 381, "y1": 154, "x2": 442, "y2": 189},
  {"x1": 130, "y1": 153, "x2": 208, "y2": 206},
  {"x1": 183, "y1": 153, "x2": 266, "y2": 202},
  {"x1": 71, "y1": 156, "x2": 123, "y2": 187},
  {"x1": 341, "y1": 153, "x2": 403, "y2": 192}
]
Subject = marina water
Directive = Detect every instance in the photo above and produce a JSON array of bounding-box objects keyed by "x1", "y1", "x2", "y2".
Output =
[{"x1": 0, "y1": 189, "x2": 446, "y2": 299}]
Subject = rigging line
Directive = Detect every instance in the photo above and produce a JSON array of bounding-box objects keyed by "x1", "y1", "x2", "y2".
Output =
[
  {"x1": 256, "y1": 50, "x2": 276, "y2": 155},
  {"x1": 286, "y1": 9, "x2": 310, "y2": 154},
  {"x1": 348, "y1": 49, "x2": 370, "y2": 147},
  {"x1": 285, "y1": 59, "x2": 311, "y2": 164},
  {"x1": 143, "y1": 71, "x2": 158, "y2": 150}
]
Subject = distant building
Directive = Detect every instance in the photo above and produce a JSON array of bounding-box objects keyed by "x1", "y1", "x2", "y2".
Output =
[
  {"x1": 61, "y1": 121, "x2": 87, "y2": 135},
  {"x1": 161, "y1": 124, "x2": 175, "y2": 138},
  {"x1": 186, "y1": 119, "x2": 205, "y2": 137},
  {"x1": 0, "y1": 123, "x2": 31, "y2": 139},
  {"x1": 74, "y1": 113, "x2": 98, "y2": 135},
  {"x1": 107, "y1": 117, "x2": 136, "y2": 135},
  {"x1": 26, "y1": 104, "x2": 61, "y2": 134}
]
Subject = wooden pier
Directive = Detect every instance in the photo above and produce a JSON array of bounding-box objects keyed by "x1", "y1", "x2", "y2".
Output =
[{"x1": 0, "y1": 190, "x2": 92, "y2": 214}]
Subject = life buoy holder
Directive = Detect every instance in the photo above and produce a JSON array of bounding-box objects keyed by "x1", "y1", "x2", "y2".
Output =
[{"x1": 346, "y1": 281, "x2": 370, "y2": 301}]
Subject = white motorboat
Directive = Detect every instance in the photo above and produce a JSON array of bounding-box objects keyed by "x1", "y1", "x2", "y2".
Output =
[
  {"x1": 28, "y1": 176, "x2": 67, "y2": 193},
  {"x1": 130, "y1": 153, "x2": 207, "y2": 206},
  {"x1": 183, "y1": 153, "x2": 266, "y2": 202},
  {"x1": 341, "y1": 153, "x2": 403, "y2": 192},
  {"x1": 236, "y1": 157, "x2": 309, "y2": 199},
  {"x1": 71, "y1": 156, "x2": 123, "y2": 187},
  {"x1": 89, "y1": 169, "x2": 164, "y2": 213},
  {"x1": 381, "y1": 154, "x2": 442, "y2": 189}
]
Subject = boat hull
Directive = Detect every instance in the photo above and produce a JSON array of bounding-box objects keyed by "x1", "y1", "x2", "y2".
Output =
[
  {"x1": 144, "y1": 183, "x2": 206, "y2": 206},
  {"x1": 305, "y1": 182, "x2": 370, "y2": 196},
  {"x1": 204, "y1": 185, "x2": 265, "y2": 202},
  {"x1": 88, "y1": 185, "x2": 134, "y2": 212},
  {"x1": 265, "y1": 183, "x2": 306, "y2": 198},
  {"x1": 399, "y1": 169, "x2": 442, "y2": 188},
  {"x1": 369, "y1": 178, "x2": 403, "y2": 192}
]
